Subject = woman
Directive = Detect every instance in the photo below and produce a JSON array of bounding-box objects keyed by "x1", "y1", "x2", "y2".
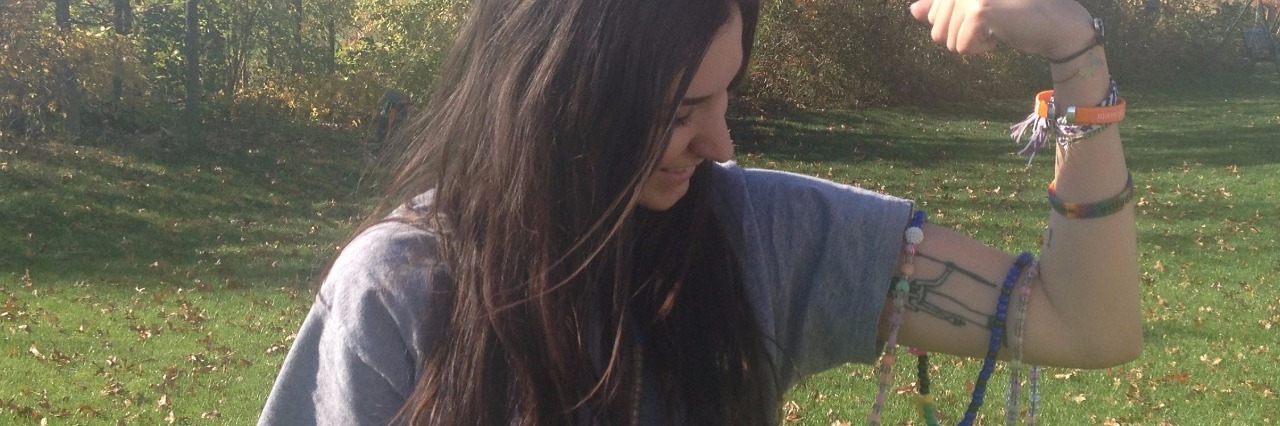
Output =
[{"x1": 260, "y1": 0, "x2": 1142, "y2": 423}]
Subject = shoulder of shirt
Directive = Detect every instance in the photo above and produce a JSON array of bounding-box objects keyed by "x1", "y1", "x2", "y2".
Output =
[{"x1": 318, "y1": 212, "x2": 444, "y2": 317}]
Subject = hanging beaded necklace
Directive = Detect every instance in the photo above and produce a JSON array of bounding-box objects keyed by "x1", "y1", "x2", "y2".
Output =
[{"x1": 630, "y1": 339, "x2": 643, "y2": 426}]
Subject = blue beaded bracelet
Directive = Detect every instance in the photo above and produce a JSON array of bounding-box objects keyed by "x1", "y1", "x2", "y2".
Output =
[{"x1": 957, "y1": 252, "x2": 1035, "y2": 426}]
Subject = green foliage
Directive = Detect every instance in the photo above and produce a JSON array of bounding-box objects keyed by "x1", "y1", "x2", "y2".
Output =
[
  {"x1": 0, "y1": 0, "x2": 468, "y2": 139},
  {"x1": 0, "y1": 1, "x2": 149, "y2": 137},
  {"x1": 739, "y1": 0, "x2": 1262, "y2": 110},
  {"x1": 344, "y1": 0, "x2": 469, "y2": 99},
  {"x1": 741, "y1": 0, "x2": 1044, "y2": 109},
  {"x1": 4, "y1": 0, "x2": 1259, "y2": 137},
  {"x1": 1087, "y1": 0, "x2": 1257, "y2": 86}
]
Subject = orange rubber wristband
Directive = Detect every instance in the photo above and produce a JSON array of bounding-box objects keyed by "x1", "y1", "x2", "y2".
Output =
[{"x1": 1034, "y1": 90, "x2": 1126, "y2": 125}]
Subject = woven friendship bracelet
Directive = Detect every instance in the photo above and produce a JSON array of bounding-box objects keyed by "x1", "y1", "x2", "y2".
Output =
[
  {"x1": 1010, "y1": 79, "x2": 1124, "y2": 164},
  {"x1": 1047, "y1": 172, "x2": 1134, "y2": 219}
]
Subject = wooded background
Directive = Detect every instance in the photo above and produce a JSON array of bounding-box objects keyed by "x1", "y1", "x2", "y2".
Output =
[{"x1": 0, "y1": 0, "x2": 1258, "y2": 140}]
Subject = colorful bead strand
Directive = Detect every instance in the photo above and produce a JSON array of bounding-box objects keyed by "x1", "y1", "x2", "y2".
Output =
[
  {"x1": 1027, "y1": 365, "x2": 1042, "y2": 425},
  {"x1": 1006, "y1": 261, "x2": 1038, "y2": 425},
  {"x1": 910, "y1": 347, "x2": 940, "y2": 426},
  {"x1": 868, "y1": 211, "x2": 926, "y2": 426}
]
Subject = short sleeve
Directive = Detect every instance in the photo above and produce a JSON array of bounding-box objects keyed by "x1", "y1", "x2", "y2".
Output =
[
  {"x1": 258, "y1": 222, "x2": 444, "y2": 425},
  {"x1": 709, "y1": 162, "x2": 912, "y2": 388}
]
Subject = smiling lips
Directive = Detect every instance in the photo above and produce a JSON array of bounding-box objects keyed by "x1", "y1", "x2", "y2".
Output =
[{"x1": 657, "y1": 161, "x2": 702, "y2": 180}]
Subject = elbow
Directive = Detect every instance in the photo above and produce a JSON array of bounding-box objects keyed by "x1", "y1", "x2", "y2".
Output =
[
  {"x1": 1065, "y1": 325, "x2": 1145, "y2": 369},
  {"x1": 1091, "y1": 333, "x2": 1144, "y2": 368}
]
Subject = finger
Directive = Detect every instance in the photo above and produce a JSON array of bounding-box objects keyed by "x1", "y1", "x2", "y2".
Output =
[
  {"x1": 910, "y1": 0, "x2": 934, "y2": 23},
  {"x1": 947, "y1": 4, "x2": 965, "y2": 52},
  {"x1": 954, "y1": 9, "x2": 989, "y2": 54},
  {"x1": 927, "y1": 0, "x2": 944, "y2": 25},
  {"x1": 931, "y1": 0, "x2": 955, "y2": 45}
]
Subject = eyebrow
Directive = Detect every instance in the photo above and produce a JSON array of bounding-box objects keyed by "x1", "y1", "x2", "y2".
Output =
[{"x1": 679, "y1": 94, "x2": 713, "y2": 106}]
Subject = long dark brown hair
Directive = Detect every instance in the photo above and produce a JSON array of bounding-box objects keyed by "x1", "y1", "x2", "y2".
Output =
[{"x1": 364, "y1": 0, "x2": 771, "y2": 423}]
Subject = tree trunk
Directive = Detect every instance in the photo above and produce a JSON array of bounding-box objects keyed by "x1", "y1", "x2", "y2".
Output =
[
  {"x1": 293, "y1": 0, "x2": 304, "y2": 73},
  {"x1": 113, "y1": 0, "x2": 133, "y2": 101},
  {"x1": 184, "y1": 0, "x2": 202, "y2": 129},
  {"x1": 326, "y1": 19, "x2": 336, "y2": 73},
  {"x1": 55, "y1": 0, "x2": 70, "y2": 28},
  {"x1": 54, "y1": 0, "x2": 80, "y2": 137},
  {"x1": 227, "y1": 4, "x2": 258, "y2": 95}
]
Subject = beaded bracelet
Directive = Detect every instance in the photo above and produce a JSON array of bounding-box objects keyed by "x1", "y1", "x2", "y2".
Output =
[
  {"x1": 1027, "y1": 365, "x2": 1042, "y2": 424},
  {"x1": 900, "y1": 252, "x2": 1034, "y2": 426},
  {"x1": 1005, "y1": 261, "x2": 1039, "y2": 426},
  {"x1": 1010, "y1": 78, "x2": 1122, "y2": 164},
  {"x1": 867, "y1": 210, "x2": 927, "y2": 426},
  {"x1": 957, "y1": 252, "x2": 1035, "y2": 426},
  {"x1": 1047, "y1": 172, "x2": 1134, "y2": 219},
  {"x1": 909, "y1": 347, "x2": 940, "y2": 426}
]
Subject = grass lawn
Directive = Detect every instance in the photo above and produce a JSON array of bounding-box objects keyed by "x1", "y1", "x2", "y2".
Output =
[{"x1": 3, "y1": 78, "x2": 1279, "y2": 424}]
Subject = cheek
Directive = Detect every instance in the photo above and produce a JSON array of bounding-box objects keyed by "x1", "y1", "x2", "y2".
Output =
[{"x1": 661, "y1": 131, "x2": 693, "y2": 161}]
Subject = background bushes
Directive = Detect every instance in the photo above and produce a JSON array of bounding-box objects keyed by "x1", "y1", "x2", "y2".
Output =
[{"x1": 0, "y1": 0, "x2": 1266, "y2": 140}]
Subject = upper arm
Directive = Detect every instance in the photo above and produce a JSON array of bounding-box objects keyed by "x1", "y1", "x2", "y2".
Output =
[
  {"x1": 890, "y1": 222, "x2": 1138, "y2": 368},
  {"x1": 724, "y1": 166, "x2": 911, "y2": 381},
  {"x1": 260, "y1": 223, "x2": 441, "y2": 425},
  {"x1": 259, "y1": 297, "x2": 415, "y2": 426},
  {"x1": 887, "y1": 223, "x2": 1024, "y2": 360}
]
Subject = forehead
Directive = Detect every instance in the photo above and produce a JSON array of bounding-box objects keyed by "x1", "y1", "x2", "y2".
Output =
[{"x1": 683, "y1": 10, "x2": 744, "y2": 99}]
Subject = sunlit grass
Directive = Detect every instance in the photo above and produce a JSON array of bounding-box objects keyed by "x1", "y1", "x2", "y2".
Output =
[
  {"x1": 3, "y1": 78, "x2": 1279, "y2": 424},
  {"x1": 734, "y1": 84, "x2": 1280, "y2": 424},
  {"x1": 1, "y1": 123, "x2": 369, "y2": 424}
]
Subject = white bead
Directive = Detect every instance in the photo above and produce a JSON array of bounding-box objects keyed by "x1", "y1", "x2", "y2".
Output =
[{"x1": 904, "y1": 227, "x2": 924, "y2": 245}]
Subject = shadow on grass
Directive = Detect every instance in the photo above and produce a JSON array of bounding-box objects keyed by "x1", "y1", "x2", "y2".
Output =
[
  {"x1": 729, "y1": 102, "x2": 1029, "y2": 168},
  {"x1": 0, "y1": 120, "x2": 376, "y2": 288},
  {"x1": 730, "y1": 86, "x2": 1280, "y2": 172}
]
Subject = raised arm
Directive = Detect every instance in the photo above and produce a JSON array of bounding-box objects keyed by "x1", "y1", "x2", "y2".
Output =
[{"x1": 887, "y1": 0, "x2": 1141, "y2": 368}]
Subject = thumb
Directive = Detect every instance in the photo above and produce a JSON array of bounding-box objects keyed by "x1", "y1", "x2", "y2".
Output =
[{"x1": 910, "y1": 0, "x2": 935, "y2": 23}]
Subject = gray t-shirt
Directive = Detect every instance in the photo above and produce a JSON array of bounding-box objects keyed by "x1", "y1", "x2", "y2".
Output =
[{"x1": 259, "y1": 162, "x2": 911, "y2": 425}]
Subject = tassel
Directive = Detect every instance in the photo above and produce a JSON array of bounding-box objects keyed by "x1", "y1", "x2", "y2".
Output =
[{"x1": 1009, "y1": 112, "x2": 1051, "y2": 166}]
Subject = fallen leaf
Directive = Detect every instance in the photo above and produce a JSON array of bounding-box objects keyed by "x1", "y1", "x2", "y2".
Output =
[
  {"x1": 1199, "y1": 354, "x2": 1223, "y2": 366},
  {"x1": 77, "y1": 404, "x2": 101, "y2": 417}
]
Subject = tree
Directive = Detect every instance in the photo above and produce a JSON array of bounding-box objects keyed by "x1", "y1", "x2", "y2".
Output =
[
  {"x1": 185, "y1": 0, "x2": 202, "y2": 128},
  {"x1": 113, "y1": 0, "x2": 134, "y2": 101},
  {"x1": 55, "y1": 0, "x2": 83, "y2": 136}
]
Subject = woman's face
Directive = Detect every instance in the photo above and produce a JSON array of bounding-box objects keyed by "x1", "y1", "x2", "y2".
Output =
[{"x1": 635, "y1": 9, "x2": 743, "y2": 210}]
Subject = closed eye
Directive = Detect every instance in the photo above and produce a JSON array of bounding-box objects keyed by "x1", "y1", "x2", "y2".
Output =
[
  {"x1": 674, "y1": 110, "x2": 692, "y2": 126},
  {"x1": 674, "y1": 93, "x2": 713, "y2": 127}
]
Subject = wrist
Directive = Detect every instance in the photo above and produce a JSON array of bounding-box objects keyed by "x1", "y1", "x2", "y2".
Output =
[
  {"x1": 1050, "y1": 48, "x2": 1110, "y2": 105},
  {"x1": 1046, "y1": 17, "x2": 1104, "y2": 64}
]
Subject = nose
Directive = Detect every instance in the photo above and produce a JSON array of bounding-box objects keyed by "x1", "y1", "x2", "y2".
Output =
[{"x1": 689, "y1": 114, "x2": 734, "y2": 163}]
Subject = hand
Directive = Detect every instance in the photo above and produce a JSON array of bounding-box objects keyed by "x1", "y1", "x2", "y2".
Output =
[{"x1": 909, "y1": 0, "x2": 1095, "y2": 60}]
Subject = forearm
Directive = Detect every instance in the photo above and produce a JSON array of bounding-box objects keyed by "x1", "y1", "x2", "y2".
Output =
[{"x1": 1029, "y1": 48, "x2": 1143, "y2": 367}]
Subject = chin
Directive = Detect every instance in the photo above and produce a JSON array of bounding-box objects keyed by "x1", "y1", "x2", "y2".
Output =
[
  {"x1": 637, "y1": 188, "x2": 689, "y2": 211},
  {"x1": 637, "y1": 196, "x2": 681, "y2": 211}
]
